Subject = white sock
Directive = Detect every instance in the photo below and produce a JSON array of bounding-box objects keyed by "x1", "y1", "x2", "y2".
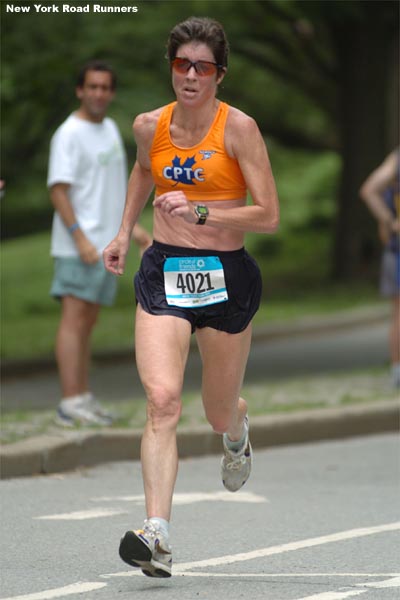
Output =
[
  {"x1": 224, "y1": 418, "x2": 248, "y2": 453},
  {"x1": 148, "y1": 517, "x2": 169, "y2": 538},
  {"x1": 60, "y1": 394, "x2": 85, "y2": 406}
]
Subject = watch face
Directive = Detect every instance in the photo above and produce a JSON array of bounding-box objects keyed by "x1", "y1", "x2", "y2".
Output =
[{"x1": 196, "y1": 205, "x2": 208, "y2": 216}]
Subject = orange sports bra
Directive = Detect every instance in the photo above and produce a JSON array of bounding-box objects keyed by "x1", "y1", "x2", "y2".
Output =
[{"x1": 150, "y1": 101, "x2": 247, "y2": 201}]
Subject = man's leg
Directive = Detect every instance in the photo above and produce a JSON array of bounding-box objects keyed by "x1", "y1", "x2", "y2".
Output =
[{"x1": 55, "y1": 295, "x2": 100, "y2": 397}]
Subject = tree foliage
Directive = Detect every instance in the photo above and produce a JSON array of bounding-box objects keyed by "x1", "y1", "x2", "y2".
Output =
[{"x1": 1, "y1": 0, "x2": 399, "y2": 279}]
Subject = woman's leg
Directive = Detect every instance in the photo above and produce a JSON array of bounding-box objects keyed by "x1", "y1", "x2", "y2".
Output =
[
  {"x1": 135, "y1": 305, "x2": 192, "y2": 520},
  {"x1": 195, "y1": 324, "x2": 252, "y2": 439}
]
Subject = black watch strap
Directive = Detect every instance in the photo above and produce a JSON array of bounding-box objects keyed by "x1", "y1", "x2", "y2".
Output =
[{"x1": 196, "y1": 213, "x2": 207, "y2": 225}]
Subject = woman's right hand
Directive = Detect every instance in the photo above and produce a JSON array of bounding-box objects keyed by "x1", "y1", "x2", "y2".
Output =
[{"x1": 103, "y1": 233, "x2": 131, "y2": 276}]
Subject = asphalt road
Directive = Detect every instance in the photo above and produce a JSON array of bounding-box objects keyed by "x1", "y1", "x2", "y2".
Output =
[
  {"x1": 1, "y1": 321, "x2": 389, "y2": 412},
  {"x1": 1, "y1": 433, "x2": 399, "y2": 600}
]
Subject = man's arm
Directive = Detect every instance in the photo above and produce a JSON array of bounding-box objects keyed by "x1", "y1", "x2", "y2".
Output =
[
  {"x1": 360, "y1": 150, "x2": 399, "y2": 244},
  {"x1": 50, "y1": 183, "x2": 99, "y2": 264}
]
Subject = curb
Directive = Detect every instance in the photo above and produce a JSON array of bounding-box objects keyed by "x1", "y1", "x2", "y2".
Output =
[{"x1": 1, "y1": 399, "x2": 398, "y2": 480}]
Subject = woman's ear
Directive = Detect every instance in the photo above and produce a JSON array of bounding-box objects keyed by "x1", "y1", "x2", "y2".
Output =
[{"x1": 217, "y1": 67, "x2": 227, "y2": 85}]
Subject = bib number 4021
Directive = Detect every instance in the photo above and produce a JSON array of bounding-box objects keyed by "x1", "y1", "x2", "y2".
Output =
[
  {"x1": 163, "y1": 255, "x2": 228, "y2": 307},
  {"x1": 176, "y1": 271, "x2": 214, "y2": 295}
]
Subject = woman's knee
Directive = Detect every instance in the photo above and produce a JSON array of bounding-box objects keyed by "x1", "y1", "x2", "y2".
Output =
[{"x1": 146, "y1": 385, "x2": 182, "y2": 428}]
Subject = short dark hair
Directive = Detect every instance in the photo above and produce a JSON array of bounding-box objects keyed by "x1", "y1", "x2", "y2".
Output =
[
  {"x1": 166, "y1": 17, "x2": 229, "y2": 72},
  {"x1": 76, "y1": 60, "x2": 117, "y2": 90}
]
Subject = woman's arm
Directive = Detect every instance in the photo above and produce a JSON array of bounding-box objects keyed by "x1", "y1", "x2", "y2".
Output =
[
  {"x1": 214, "y1": 110, "x2": 279, "y2": 233},
  {"x1": 103, "y1": 112, "x2": 157, "y2": 275},
  {"x1": 153, "y1": 110, "x2": 280, "y2": 234}
]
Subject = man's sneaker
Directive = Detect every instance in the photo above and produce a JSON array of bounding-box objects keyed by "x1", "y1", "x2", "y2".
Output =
[
  {"x1": 119, "y1": 520, "x2": 172, "y2": 578},
  {"x1": 83, "y1": 392, "x2": 114, "y2": 424},
  {"x1": 221, "y1": 416, "x2": 253, "y2": 492},
  {"x1": 56, "y1": 394, "x2": 113, "y2": 427}
]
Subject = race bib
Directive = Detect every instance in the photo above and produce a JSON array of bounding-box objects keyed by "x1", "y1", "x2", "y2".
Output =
[{"x1": 163, "y1": 256, "x2": 228, "y2": 308}]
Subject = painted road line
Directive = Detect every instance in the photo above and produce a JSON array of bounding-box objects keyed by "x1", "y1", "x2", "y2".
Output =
[
  {"x1": 35, "y1": 508, "x2": 128, "y2": 520},
  {"x1": 294, "y1": 591, "x2": 366, "y2": 599},
  {"x1": 174, "y1": 521, "x2": 400, "y2": 572},
  {"x1": 357, "y1": 575, "x2": 400, "y2": 588},
  {"x1": 92, "y1": 491, "x2": 267, "y2": 505},
  {"x1": 34, "y1": 492, "x2": 266, "y2": 521},
  {"x1": 101, "y1": 569, "x2": 398, "y2": 580},
  {"x1": 102, "y1": 571, "x2": 400, "y2": 579},
  {"x1": 295, "y1": 578, "x2": 400, "y2": 600},
  {"x1": 6, "y1": 524, "x2": 398, "y2": 599},
  {"x1": 101, "y1": 521, "x2": 400, "y2": 578},
  {"x1": 0, "y1": 581, "x2": 107, "y2": 600}
]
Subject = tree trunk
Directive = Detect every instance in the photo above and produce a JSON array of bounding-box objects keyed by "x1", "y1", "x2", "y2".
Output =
[{"x1": 331, "y1": 14, "x2": 398, "y2": 281}]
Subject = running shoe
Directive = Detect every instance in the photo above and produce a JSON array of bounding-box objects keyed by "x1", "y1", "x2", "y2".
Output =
[
  {"x1": 119, "y1": 520, "x2": 172, "y2": 578},
  {"x1": 56, "y1": 394, "x2": 113, "y2": 427},
  {"x1": 221, "y1": 416, "x2": 253, "y2": 492},
  {"x1": 83, "y1": 392, "x2": 114, "y2": 424}
]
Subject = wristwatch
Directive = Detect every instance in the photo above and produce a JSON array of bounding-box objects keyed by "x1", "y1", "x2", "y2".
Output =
[{"x1": 194, "y1": 204, "x2": 209, "y2": 225}]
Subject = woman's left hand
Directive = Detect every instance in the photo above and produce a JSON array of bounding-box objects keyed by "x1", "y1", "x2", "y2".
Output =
[{"x1": 153, "y1": 191, "x2": 197, "y2": 224}]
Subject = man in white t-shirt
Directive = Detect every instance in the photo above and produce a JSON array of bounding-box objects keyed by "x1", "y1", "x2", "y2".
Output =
[{"x1": 48, "y1": 60, "x2": 151, "y2": 426}]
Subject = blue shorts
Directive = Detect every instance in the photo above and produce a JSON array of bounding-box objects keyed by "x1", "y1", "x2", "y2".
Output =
[
  {"x1": 380, "y1": 249, "x2": 400, "y2": 297},
  {"x1": 134, "y1": 241, "x2": 262, "y2": 334},
  {"x1": 50, "y1": 257, "x2": 118, "y2": 306}
]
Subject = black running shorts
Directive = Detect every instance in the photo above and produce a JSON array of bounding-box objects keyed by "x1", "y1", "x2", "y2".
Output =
[{"x1": 134, "y1": 241, "x2": 262, "y2": 334}]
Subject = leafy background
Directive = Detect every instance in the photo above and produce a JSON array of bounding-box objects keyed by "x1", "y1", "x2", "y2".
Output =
[{"x1": 1, "y1": 0, "x2": 398, "y2": 359}]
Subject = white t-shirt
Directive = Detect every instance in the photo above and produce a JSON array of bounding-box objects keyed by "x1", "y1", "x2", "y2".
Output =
[{"x1": 47, "y1": 113, "x2": 127, "y2": 257}]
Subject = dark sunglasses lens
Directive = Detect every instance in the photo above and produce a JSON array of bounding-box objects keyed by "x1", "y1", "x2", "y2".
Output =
[
  {"x1": 173, "y1": 58, "x2": 217, "y2": 76},
  {"x1": 173, "y1": 58, "x2": 190, "y2": 73},
  {"x1": 196, "y1": 61, "x2": 216, "y2": 75}
]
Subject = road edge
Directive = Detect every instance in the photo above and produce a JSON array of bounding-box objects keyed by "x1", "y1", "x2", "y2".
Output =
[{"x1": 1, "y1": 399, "x2": 398, "y2": 479}]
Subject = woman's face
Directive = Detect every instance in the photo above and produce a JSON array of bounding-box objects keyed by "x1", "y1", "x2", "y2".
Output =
[{"x1": 171, "y1": 42, "x2": 225, "y2": 107}]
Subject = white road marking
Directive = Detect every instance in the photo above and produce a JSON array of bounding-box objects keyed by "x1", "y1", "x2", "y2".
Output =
[
  {"x1": 175, "y1": 521, "x2": 400, "y2": 572},
  {"x1": 93, "y1": 491, "x2": 267, "y2": 505},
  {"x1": 6, "y1": 523, "x2": 398, "y2": 599},
  {"x1": 101, "y1": 571, "x2": 400, "y2": 579},
  {"x1": 35, "y1": 492, "x2": 265, "y2": 521},
  {"x1": 101, "y1": 521, "x2": 400, "y2": 577},
  {"x1": 0, "y1": 582, "x2": 107, "y2": 600},
  {"x1": 35, "y1": 508, "x2": 128, "y2": 521},
  {"x1": 294, "y1": 591, "x2": 366, "y2": 600},
  {"x1": 294, "y1": 576, "x2": 400, "y2": 600},
  {"x1": 358, "y1": 575, "x2": 400, "y2": 588},
  {"x1": 179, "y1": 573, "x2": 398, "y2": 579}
]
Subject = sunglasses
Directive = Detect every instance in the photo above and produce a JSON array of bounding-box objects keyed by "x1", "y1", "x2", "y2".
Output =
[{"x1": 172, "y1": 57, "x2": 222, "y2": 76}]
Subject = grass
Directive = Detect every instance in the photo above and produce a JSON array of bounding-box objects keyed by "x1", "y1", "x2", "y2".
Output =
[
  {"x1": 1, "y1": 226, "x2": 381, "y2": 360},
  {"x1": 1, "y1": 366, "x2": 397, "y2": 445},
  {"x1": 1, "y1": 145, "x2": 382, "y2": 360}
]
